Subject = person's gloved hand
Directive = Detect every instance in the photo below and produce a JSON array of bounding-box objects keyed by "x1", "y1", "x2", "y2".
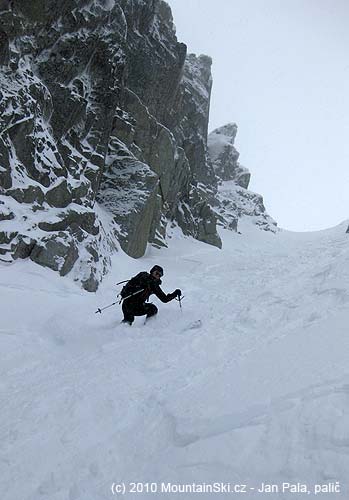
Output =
[{"x1": 174, "y1": 289, "x2": 182, "y2": 297}]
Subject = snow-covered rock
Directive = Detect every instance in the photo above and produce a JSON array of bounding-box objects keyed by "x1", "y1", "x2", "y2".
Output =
[
  {"x1": 0, "y1": 0, "x2": 224, "y2": 289},
  {"x1": 208, "y1": 123, "x2": 277, "y2": 232},
  {"x1": 0, "y1": 1, "x2": 277, "y2": 290}
]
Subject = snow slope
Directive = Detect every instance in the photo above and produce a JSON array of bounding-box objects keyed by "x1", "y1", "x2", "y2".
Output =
[{"x1": 2, "y1": 219, "x2": 349, "y2": 499}]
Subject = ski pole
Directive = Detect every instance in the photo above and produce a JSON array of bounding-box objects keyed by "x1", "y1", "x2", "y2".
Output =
[
  {"x1": 176, "y1": 295, "x2": 184, "y2": 312},
  {"x1": 118, "y1": 288, "x2": 145, "y2": 304},
  {"x1": 116, "y1": 280, "x2": 129, "y2": 285},
  {"x1": 96, "y1": 287, "x2": 145, "y2": 314},
  {"x1": 95, "y1": 302, "x2": 118, "y2": 314}
]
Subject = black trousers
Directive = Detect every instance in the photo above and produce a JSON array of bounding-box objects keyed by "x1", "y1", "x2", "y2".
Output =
[{"x1": 122, "y1": 300, "x2": 158, "y2": 324}]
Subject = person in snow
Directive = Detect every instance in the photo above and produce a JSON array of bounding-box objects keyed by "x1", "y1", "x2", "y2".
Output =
[{"x1": 121, "y1": 265, "x2": 181, "y2": 325}]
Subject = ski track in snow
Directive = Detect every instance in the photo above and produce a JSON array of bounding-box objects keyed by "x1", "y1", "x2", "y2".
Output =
[{"x1": 1, "y1": 220, "x2": 349, "y2": 499}]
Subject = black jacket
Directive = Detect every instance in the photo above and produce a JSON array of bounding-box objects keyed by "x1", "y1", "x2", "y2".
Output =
[{"x1": 124, "y1": 272, "x2": 176, "y2": 305}]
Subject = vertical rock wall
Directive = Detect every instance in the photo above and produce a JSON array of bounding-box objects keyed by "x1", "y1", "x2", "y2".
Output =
[{"x1": 0, "y1": 0, "x2": 275, "y2": 290}]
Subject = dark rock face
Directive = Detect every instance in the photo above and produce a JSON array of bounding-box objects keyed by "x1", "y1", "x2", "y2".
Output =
[
  {"x1": 169, "y1": 54, "x2": 222, "y2": 248},
  {"x1": 0, "y1": 0, "x2": 275, "y2": 289}
]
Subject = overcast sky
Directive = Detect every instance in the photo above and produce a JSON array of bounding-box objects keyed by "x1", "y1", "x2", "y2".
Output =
[{"x1": 168, "y1": 0, "x2": 349, "y2": 231}]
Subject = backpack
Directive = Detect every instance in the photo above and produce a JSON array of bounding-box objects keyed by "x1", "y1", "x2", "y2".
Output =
[{"x1": 120, "y1": 272, "x2": 151, "y2": 300}]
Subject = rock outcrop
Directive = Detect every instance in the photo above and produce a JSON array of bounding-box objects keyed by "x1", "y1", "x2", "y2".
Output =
[
  {"x1": 208, "y1": 124, "x2": 277, "y2": 232},
  {"x1": 0, "y1": 0, "x2": 275, "y2": 290}
]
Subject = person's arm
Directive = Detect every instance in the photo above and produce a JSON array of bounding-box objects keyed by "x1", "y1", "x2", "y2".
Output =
[{"x1": 153, "y1": 283, "x2": 180, "y2": 303}]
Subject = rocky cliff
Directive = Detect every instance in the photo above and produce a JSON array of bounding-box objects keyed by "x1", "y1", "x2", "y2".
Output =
[
  {"x1": 0, "y1": 0, "x2": 275, "y2": 291},
  {"x1": 208, "y1": 123, "x2": 277, "y2": 232}
]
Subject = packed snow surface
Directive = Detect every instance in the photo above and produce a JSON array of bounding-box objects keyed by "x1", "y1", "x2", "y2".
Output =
[{"x1": 2, "y1": 219, "x2": 349, "y2": 499}]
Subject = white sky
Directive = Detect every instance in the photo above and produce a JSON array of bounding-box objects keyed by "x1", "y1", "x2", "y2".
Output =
[{"x1": 168, "y1": 0, "x2": 349, "y2": 231}]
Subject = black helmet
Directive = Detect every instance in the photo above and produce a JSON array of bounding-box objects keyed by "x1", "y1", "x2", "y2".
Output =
[{"x1": 150, "y1": 265, "x2": 163, "y2": 276}]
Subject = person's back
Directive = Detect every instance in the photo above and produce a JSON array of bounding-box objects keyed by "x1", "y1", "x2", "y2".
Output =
[{"x1": 120, "y1": 272, "x2": 151, "y2": 303}]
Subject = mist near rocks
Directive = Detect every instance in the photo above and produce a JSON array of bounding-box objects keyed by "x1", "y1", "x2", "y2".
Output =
[{"x1": 168, "y1": 0, "x2": 349, "y2": 231}]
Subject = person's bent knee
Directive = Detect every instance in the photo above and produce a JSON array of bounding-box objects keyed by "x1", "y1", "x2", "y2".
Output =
[{"x1": 147, "y1": 304, "x2": 158, "y2": 317}]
